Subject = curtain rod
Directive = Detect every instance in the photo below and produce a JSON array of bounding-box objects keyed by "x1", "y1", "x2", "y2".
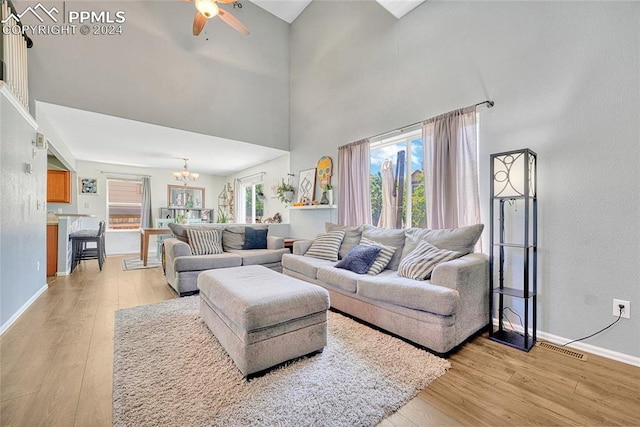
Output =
[
  {"x1": 235, "y1": 171, "x2": 266, "y2": 182},
  {"x1": 100, "y1": 170, "x2": 151, "y2": 178},
  {"x1": 368, "y1": 99, "x2": 495, "y2": 142}
]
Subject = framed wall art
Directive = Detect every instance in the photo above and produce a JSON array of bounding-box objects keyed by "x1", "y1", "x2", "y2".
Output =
[
  {"x1": 79, "y1": 177, "x2": 99, "y2": 195},
  {"x1": 297, "y1": 168, "x2": 316, "y2": 203}
]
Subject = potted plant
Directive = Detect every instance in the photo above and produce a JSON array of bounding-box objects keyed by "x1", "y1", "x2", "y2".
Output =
[
  {"x1": 216, "y1": 208, "x2": 229, "y2": 223},
  {"x1": 276, "y1": 181, "x2": 295, "y2": 205}
]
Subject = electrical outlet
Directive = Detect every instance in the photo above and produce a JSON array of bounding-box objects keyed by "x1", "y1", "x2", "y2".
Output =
[{"x1": 613, "y1": 299, "x2": 630, "y2": 319}]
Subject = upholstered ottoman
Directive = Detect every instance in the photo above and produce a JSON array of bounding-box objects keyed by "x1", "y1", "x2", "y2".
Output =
[{"x1": 197, "y1": 265, "x2": 330, "y2": 377}]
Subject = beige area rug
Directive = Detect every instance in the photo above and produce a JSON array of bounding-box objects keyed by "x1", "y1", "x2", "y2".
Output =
[{"x1": 113, "y1": 296, "x2": 450, "y2": 427}]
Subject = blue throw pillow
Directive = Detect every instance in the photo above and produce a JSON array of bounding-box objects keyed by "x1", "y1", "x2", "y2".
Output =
[
  {"x1": 243, "y1": 227, "x2": 268, "y2": 249},
  {"x1": 335, "y1": 245, "x2": 382, "y2": 274}
]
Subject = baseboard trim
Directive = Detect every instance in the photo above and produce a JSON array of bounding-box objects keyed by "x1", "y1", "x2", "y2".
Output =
[
  {"x1": 492, "y1": 318, "x2": 640, "y2": 367},
  {"x1": 0, "y1": 283, "x2": 48, "y2": 335}
]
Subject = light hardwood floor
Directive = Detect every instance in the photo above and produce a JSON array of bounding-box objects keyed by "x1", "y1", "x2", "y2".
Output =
[{"x1": 1, "y1": 255, "x2": 639, "y2": 426}]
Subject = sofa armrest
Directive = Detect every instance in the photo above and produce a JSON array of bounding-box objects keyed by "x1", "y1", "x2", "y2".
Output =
[
  {"x1": 430, "y1": 253, "x2": 489, "y2": 291},
  {"x1": 164, "y1": 238, "x2": 192, "y2": 258},
  {"x1": 431, "y1": 252, "x2": 490, "y2": 340},
  {"x1": 293, "y1": 240, "x2": 313, "y2": 255},
  {"x1": 267, "y1": 235, "x2": 284, "y2": 250}
]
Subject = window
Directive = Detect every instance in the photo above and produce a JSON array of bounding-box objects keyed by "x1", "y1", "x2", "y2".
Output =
[
  {"x1": 370, "y1": 128, "x2": 426, "y2": 229},
  {"x1": 107, "y1": 179, "x2": 142, "y2": 230},
  {"x1": 238, "y1": 181, "x2": 264, "y2": 224}
]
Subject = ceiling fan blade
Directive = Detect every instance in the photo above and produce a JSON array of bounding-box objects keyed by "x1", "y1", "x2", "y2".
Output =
[
  {"x1": 193, "y1": 11, "x2": 207, "y2": 36},
  {"x1": 218, "y1": 9, "x2": 249, "y2": 35}
]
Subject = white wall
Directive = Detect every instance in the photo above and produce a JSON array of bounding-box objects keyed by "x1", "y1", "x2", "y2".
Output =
[
  {"x1": 24, "y1": 0, "x2": 290, "y2": 151},
  {"x1": 75, "y1": 160, "x2": 227, "y2": 255},
  {"x1": 289, "y1": 2, "x2": 640, "y2": 358},
  {"x1": 224, "y1": 154, "x2": 291, "y2": 224},
  {"x1": 0, "y1": 84, "x2": 47, "y2": 331}
]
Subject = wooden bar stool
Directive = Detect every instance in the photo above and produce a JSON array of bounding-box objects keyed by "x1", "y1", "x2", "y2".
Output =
[{"x1": 70, "y1": 221, "x2": 106, "y2": 272}]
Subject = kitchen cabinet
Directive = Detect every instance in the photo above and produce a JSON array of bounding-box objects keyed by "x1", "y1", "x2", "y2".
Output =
[
  {"x1": 47, "y1": 224, "x2": 58, "y2": 276},
  {"x1": 47, "y1": 170, "x2": 71, "y2": 203}
]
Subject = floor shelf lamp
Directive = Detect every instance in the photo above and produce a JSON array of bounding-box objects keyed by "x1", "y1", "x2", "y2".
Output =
[{"x1": 489, "y1": 148, "x2": 537, "y2": 351}]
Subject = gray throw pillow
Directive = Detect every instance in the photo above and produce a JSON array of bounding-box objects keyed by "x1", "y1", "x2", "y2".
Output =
[
  {"x1": 325, "y1": 223, "x2": 363, "y2": 260},
  {"x1": 222, "y1": 228, "x2": 245, "y2": 251},
  {"x1": 402, "y1": 224, "x2": 484, "y2": 259},
  {"x1": 397, "y1": 241, "x2": 463, "y2": 280}
]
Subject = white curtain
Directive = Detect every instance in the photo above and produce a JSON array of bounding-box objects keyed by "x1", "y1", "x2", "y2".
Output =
[
  {"x1": 338, "y1": 139, "x2": 372, "y2": 226},
  {"x1": 422, "y1": 106, "x2": 481, "y2": 230},
  {"x1": 140, "y1": 177, "x2": 153, "y2": 228}
]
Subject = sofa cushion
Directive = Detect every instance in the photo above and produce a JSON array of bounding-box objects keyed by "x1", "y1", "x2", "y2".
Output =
[
  {"x1": 186, "y1": 229, "x2": 223, "y2": 255},
  {"x1": 359, "y1": 237, "x2": 397, "y2": 275},
  {"x1": 227, "y1": 248, "x2": 289, "y2": 266},
  {"x1": 325, "y1": 223, "x2": 363, "y2": 259},
  {"x1": 357, "y1": 273, "x2": 459, "y2": 316},
  {"x1": 282, "y1": 254, "x2": 336, "y2": 280},
  {"x1": 402, "y1": 224, "x2": 484, "y2": 258},
  {"x1": 243, "y1": 227, "x2": 268, "y2": 249},
  {"x1": 316, "y1": 266, "x2": 360, "y2": 293},
  {"x1": 304, "y1": 230, "x2": 345, "y2": 261},
  {"x1": 361, "y1": 225, "x2": 405, "y2": 270},
  {"x1": 398, "y1": 241, "x2": 463, "y2": 280},
  {"x1": 168, "y1": 223, "x2": 224, "y2": 243},
  {"x1": 335, "y1": 245, "x2": 381, "y2": 274},
  {"x1": 173, "y1": 253, "x2": 242, "y2": 272}
]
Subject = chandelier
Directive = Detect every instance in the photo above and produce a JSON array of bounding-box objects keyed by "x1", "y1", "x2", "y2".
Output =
[{"x1": 173, "y1": 158, "x2": 199, "y2": 186}]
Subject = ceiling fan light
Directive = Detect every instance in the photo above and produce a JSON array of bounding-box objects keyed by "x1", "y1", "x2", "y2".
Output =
[{"x1": 195, "y1": 0, "x2": 219, "y2": 18}]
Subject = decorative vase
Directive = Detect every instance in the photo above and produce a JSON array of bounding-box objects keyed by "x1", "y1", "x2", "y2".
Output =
[
  {"x1": 320, "y1": 191, "x2": 329, "y2": 205},
  {"x1": 327, "y1": 189, "x2": 333, "y2": 205}
]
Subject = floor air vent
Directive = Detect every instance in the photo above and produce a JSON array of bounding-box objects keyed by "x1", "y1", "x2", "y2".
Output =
[{"x1": 538, "y1": 342, "x2": 588, "y2": 361}]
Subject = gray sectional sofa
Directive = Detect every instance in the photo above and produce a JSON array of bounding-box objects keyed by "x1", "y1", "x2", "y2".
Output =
[
  {"x1": 163, "y1": 224, "x2": 289, "y2": 296},
  {"x1": 282, "y1": 223, "x2": 489, "y2": 354}
]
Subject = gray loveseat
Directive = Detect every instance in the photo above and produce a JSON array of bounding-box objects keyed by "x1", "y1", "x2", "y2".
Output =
[
  {"x1": 163, "y1": 224, "x2": 289, "y2": 296},
  {"x1": 282, "y1": 223, "x2": 489, "y2": 354}
]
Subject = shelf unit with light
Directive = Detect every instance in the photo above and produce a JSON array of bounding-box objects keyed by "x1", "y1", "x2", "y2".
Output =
[{"x1": 489, "y1": 148, "x2": 537, "y2": 352}]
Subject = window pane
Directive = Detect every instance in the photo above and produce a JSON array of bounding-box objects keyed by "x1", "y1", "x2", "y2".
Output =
[
  {"x1": 410, "y1": 138, "x2": 426, "y2": 228},
  {"x1": 109, "y1": 205, "x2": 141, "y2": 229},
  {"x1": 244, "y1": 186, "x2": 253, "y2": 223},
  {"x1": 370, "y1": 130, "x2": 424, "y2": 229},
  {"x1": 255, "y1": 183, "x2": 264, "y2": 222},
  {"x1": 107, "y1": 179, "x2": 142, "y2": 229}
]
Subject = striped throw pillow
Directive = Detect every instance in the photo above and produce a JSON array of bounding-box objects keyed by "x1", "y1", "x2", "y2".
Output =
[
  {"x1": 304, "y1": 230, "x2": 345, "y2": 261},
  {"x1": 187, "y1": 229, "x2": 223, "y2": 255},
  {"x1": 397, "y1": 241, "x2": 463, "y2": 280},
  {"x1": 360, "y1": 237, "x2": 396, "y2": 275}
]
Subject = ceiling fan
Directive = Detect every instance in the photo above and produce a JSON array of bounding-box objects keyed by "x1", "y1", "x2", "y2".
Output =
[{"x1": 185, "y1": 0, "x2": 249, "y2": 37}]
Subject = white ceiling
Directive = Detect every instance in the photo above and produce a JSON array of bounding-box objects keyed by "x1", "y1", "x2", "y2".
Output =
[
  {"x1": 251, "y1": 0, "x2": 425, "y2": 23},
  {"x1": 37, "y1": 102, "x2": 288, "y2": 176}
]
